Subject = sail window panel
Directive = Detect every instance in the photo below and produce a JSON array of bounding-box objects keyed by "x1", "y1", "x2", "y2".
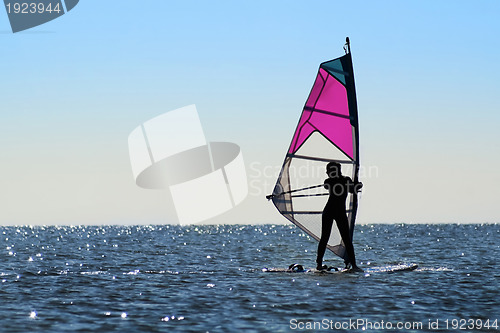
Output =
[{"x1": 294, "y1": 131, "x2": 355, "y2": 169}]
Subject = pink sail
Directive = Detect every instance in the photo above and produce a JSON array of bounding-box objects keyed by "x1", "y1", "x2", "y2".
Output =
[{"x1": 289, "y1": 68, "x2": 353, "y2": 159}]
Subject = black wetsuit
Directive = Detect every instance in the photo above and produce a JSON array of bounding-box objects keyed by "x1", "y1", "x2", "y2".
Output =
[{"x1": 316, "y1": 175, "x2": 357, "y2": 268}]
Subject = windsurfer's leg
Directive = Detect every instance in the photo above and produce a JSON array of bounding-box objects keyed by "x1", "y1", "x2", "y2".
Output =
[
  {"x1": 317, "y1": 210, "x2": 334, "y2": 269},
  {"x1": 335, "y1": 213, "x2": 358, "y2": 269}
]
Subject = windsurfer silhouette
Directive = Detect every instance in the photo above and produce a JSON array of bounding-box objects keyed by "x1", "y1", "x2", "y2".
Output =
[{"x1": 317, "y1": 162, "x2": 363, "y2": 272}]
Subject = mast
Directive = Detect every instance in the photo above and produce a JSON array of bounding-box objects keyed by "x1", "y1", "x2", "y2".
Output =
[{"x1": 345, "y1": 36, "x2": 359, "y2": 242}]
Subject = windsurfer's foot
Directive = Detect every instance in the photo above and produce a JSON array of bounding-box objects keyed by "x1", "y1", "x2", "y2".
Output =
[
  {"x1": 351, "y1": 265, "x2": 363, "y2": 272},
  {"x1": 316, "y1": 264, "x2": 328, "y2": 271}
]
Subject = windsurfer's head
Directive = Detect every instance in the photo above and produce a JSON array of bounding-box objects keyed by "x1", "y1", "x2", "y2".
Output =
[{"x1": 326, "y1": 162, "x2": 341, "y2": 178}]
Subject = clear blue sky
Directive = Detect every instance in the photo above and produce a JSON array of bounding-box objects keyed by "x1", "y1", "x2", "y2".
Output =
[{"x1": 1, "y1": 0, "x2": 499, "y2": 225}]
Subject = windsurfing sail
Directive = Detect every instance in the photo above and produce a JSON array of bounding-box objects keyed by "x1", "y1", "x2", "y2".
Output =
[{"x1": 269, "y1": 37, "x2": 360, "y2": 261}]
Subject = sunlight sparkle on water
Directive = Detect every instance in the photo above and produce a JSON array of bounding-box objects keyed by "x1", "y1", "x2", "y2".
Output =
[
  {"x1": 162, "y1": 315, "x2": 185, "y2": 321},
  {"x1": 0, "y1": 224, "x2": 497, "y2": 331}
]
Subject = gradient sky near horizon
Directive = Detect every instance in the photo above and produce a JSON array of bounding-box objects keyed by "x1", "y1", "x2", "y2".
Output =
[{"x1": 1, "y1": 0, "x2": 499, "y2": 225}]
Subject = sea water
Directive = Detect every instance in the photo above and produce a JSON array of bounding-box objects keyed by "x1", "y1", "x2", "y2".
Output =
[{"x1": 0, "y1": 224, "x2": 498, "y2": 332}]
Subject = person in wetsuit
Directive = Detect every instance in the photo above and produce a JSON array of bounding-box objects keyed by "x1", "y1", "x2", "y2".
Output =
[{"x1": 316, "y1": 162, "x2": 363, "y2": 271}]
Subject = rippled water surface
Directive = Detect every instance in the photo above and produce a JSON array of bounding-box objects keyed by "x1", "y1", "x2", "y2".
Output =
[{"x1": 0, "y1": 224, "x2": 499, "y2": 332}]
